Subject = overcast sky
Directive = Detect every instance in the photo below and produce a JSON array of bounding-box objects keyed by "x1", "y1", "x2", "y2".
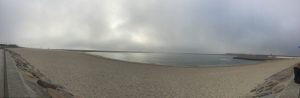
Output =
[{"x1": 0, "y1": 0, "x2": 300, "y2": 55}]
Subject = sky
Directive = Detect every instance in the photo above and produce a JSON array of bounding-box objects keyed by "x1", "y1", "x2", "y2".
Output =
[{"x1": 0, "y1": 0, "x2": 300, "y2": 55}]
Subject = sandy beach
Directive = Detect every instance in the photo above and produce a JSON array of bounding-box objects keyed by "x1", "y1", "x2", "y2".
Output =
[{"x1": 9, "y1": 48, "x2": 300, "y2": 98}]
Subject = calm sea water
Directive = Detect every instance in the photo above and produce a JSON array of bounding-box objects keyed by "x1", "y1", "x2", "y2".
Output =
[{"x1": 87, "y1": 52, "x2": 260, "y2": 67}]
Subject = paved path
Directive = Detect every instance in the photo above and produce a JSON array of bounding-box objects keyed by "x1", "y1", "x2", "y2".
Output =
[
  {"x1": 0, "y1": 49, "x2": 35, "y2": 97},
  {"x1": 0, "y1": 49, "x2": 4, "y2": 97}
]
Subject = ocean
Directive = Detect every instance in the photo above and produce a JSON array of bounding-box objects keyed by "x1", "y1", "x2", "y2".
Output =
[{"x1": 86, "y1": 52, "x2": 260, "y2": 67}]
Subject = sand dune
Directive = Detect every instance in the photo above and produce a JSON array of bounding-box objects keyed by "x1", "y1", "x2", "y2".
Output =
[{"x1": 9, "y1": 48, "x2": 300, "y2": 98}]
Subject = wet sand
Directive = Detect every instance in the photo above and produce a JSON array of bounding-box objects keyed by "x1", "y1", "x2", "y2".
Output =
[{"x1": 9, "y1": 48, "x2": 300, "y2": 98}]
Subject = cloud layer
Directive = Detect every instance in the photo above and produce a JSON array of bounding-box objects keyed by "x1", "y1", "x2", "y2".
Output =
[{"x1": 0, "y1": 0, "x2": 300, "y2": 55}]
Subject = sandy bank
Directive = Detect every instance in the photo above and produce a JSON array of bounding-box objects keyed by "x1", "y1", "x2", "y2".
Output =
[{"x1": 9, "y1": 48, "x2": 300, "y2": 98}]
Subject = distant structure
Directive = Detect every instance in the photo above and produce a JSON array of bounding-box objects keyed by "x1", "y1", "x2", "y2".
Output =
[
  {"x1": 226, "y1": 53, "x2": 280, "y2": 61},
  {"x1": 233, "y1": 54, "x2": 278, "y2": 61},
  {"x1": 0, "y1": 44, "x2": 19, "y2": 49}
]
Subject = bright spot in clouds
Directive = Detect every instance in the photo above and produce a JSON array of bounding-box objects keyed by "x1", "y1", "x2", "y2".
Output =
[{"x1": 131, "y1": 34, "x2": 148, "y2": 45}]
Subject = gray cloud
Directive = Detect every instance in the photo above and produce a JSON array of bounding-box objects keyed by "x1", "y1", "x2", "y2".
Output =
[{"x1": 0, "y1": 0, "x2": 300, "y2": 55}]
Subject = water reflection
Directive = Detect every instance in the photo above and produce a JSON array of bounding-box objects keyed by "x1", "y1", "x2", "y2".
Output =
[{"x1": 87, "y1": 52, "x2": 260, "y2": 67}]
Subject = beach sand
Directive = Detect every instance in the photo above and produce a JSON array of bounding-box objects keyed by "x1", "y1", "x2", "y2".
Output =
[{"x1": 9, "y1": 48, "x2": 300, "y2": 98}]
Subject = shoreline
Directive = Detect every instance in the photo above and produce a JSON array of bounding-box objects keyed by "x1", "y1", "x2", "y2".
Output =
[
  {"x1": 85, "y1": 52, "x2": 285, "y2": 68},
  {"x1": 8, "y1": 48, "x2": 300, "y2": 98},
  {"x1": 85, "y1": 52, "x2": 267, "y2": 68}
]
